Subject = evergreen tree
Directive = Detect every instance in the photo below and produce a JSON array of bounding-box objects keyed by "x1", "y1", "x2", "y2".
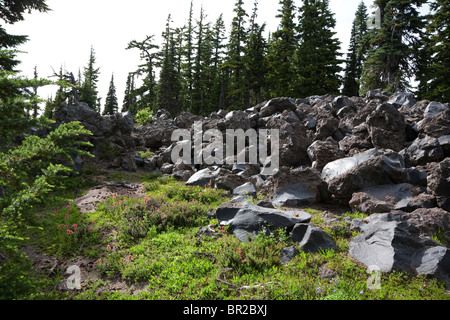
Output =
[
  {"x1": 266, "y1": 0, "x2": 298, "y2": 98},
  {"x1": 103, "y1": 74, "x2": 118, "y2": 115},
  {"x1": 79, "y1": 46, "x2": 101, "y2": 111},
  {"x1": 157, "y1": 15, "x2": 183, "y2": 116},
  {"x1": 126, "y1": 35, "x2": 159, "y2": 112},
  {"x1": 223, "y1": 0, "x2": 248, "y2": 110},
  {"x1": 342, "y1": 1, "x2": 369, "y2": 97},
  {"x1": 417, "y1": 0, "x2": 449, "y2": 102},
  {"x1": 295, "y1": 0, "x2": 343, "y2": 97},
  {"x1": 211, "y1": 14, "x2": 228, "y2": 111},
  {"x1": 245, "y1": 0, "x2": 268, "y2": 106},
  {"x1": 181, "y1": 0, "x2": 195, "y2": 111},
  {"x1": 122, "y1": 73, "x2": 137, "y2": 114},
  {"x1": 360, "y1": 0, "x2": 427, "y2": 94}
]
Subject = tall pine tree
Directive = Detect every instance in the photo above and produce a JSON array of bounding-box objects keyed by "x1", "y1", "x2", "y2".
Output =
[
  {"x1": 417, "y1": 0, "x2": 449, "y2": 102},
  {"x1": 360, "y1": 0, "x2": 427, "y2": 94},
  {"x1": 103, "y1": 74, "x2": 118, "y2": 115},
  {"x1": 342, "y1": 1, "x2": 369, "y2": 97},
  {"x1": 266, "y1": 0, "x2": 298, "y2": 98},
  {"x1": 126, "y1": 35, "x2": 159, "y2": 112},
  {"x1": 122, "y1": 73, "x2": 137, "y2": 114},
  {"x1": 79, "y1": 46, "x2": 101, "y2": 111},
  {"x1": 245, "y1": 0, "x2": 268, "y2": 106},
  {"x1": 157, "y1": 15, "x2": 183, "y2": 116},
  {"x1": 224, "y1": 0, "x2": 248, "y2": 110},
  {"x1": 295, "y1": 0, "x2": 343, "y2": 97}
]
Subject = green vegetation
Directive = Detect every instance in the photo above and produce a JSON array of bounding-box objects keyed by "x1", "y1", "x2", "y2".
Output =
[{"x1": 1, "y1": 173, "x2": 448, "y2": 300}]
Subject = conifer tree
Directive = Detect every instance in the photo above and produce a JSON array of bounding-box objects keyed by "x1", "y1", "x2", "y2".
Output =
[
  {"x1": 360, "y1": 0, "x2": 427, "y2": 94},
  {"x1": 295, "y1": 0, "x2": 343, "y2": 97},
  {"x1": 342, "y1": 1, "x2": 369, "y2": 97},
  {"x1": 158, "y1": 15, "x2": 183, "y2": 116},
  {"x1": 211, "y1": 14, "x2": 227, "y2": 111},
  {"x1": 126, "y1": 35, "x2": 159, "y2": 112},
  {"x1": 103, "y1": 74, "x2": 118, "y2": 115},
  {"x1": 79, "y1": 46, "x2": 101, "y2": 111},
  {"x1": 122, "y1": 73, "x2": 137, "y2": 114},
  {"x1": 181, "y1": 0, "x2": 195, "y2": 111},
  {"x1": 224, "y1": 0, "x2": 248, "y2": 110},
  {"x1": 266, "y1": 0, "x2": 298, "y2": 98},
  {"x1": 417, "y1": 0, "x2": 449, "y2": 102},
  {"x1": 245, "y1": 0, "x2": 267, "y2": 106}
]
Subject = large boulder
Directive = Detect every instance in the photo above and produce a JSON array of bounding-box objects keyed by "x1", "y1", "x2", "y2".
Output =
[
  {"x1": 143, "y1": 119, "x2": 179, "y2": 148},
  {"x1": 259, "y1": 97, "x2": 297, "y2": 118},
  {"x1": 186, "y1": 168, "x2": 219, "y2": 187},
  {"x1": 216, "y1": 199, "x2": 311, "y2": 242},
  {"x1": 307, "y1": 137, "x2": 345, "y2": 172},
  {"x1": 366, "y1": 103, "x2": 406, "y2": 151},
  {"x1": 401, "y1": 135, "x2": 444, "y2": 166},
  {"x1": 427, "y1": 158, "x2": 450, "y2": 212},
  {"x1": 290, "y1": 223, "x2": 337, "y2": 253},
  {"x1": 325, "y1": 150, "x2": 406, "y2": 200},
  {"x1": 349, "y1": 216, "x2": 450, "y2": 287},
  {"x1": 417, "y1": 108, "x2": 450, "y2": 138},
  {"x1": 349, "y1": 183, "x2": 434, "y2": 214},
  {"x1": 259, "y1": 166, "x2": 328, "y2": 206}
]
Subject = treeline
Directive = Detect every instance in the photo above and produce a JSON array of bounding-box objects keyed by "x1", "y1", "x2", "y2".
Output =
[{"x1": 44, "y1": 0, "x2": 449, "y2": 118}]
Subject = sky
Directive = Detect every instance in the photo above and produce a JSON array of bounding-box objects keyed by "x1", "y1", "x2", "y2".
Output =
[{"x1": 6, "y1": 0, "x2": 377, "y2": 111}]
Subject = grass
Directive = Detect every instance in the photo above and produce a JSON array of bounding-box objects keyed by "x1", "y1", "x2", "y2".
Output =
[{"x1": 1, "y1": 171, "x2": 449, "y2": 300}]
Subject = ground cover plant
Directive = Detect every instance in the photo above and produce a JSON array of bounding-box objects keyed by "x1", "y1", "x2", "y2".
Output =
[{"x1": 1, "y1": 171, "x2": 448, "y2": 301}]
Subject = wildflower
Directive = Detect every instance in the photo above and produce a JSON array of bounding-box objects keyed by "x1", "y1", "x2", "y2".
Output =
[
  {"x1": 114, "y1": 202, "x2": 117, "y2": 206},
  {"x1": 65, "y1": 213, "x2": 69, "y2": 219},
  {"x1": 57, "y1": 225, "x2": 61, "y2": 229},
  {"x1": 222, "y1": 226, "x2": 226, "y2": 231},
  {"x1": 54, "y1": 211, "x2": 58, "y2": 215},
  {"x1": 68, "y1": 209, "x2": 71, "y2": 213},
  {"x1": 360, "y1": 290, "x2": 364, "y2": 295},
  {"x1": 89, "y1": 228, "x2": 93, "y2": 232},
  {"x1": 107, "y1": 244, "x2": 111, "y2": 251},
  {"x1": 92, "y1": 221, "x2": 96, "y2": 224},
  {"x1": 67, "y1": 206, "x2": 70, "y2": 209},
  {"x1": 66, "y1": 229, "x2": 73, "y2": 234},
  {"x1": 73, "y1": 224, "x2": 77, "y2": 229},
  {"x1": 316, "y1": 287, "x2": 322, "y2": 294},
  {"x1": 119, "y1": 200, "x2": 122, "y2": 205},
  {"x1": 98, "y1": 259, "x2": 102, "y2": 263},
  {"x1": 119, "y1": 260, "x2": 122, "y2": 263},
  {"x1": 129, "y1": 255, "x2": 132, "y2": 260}
]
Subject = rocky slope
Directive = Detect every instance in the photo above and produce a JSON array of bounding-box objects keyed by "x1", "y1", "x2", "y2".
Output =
[{"x1": 55, "y1": 89, "x2": 450, "y2": 287}]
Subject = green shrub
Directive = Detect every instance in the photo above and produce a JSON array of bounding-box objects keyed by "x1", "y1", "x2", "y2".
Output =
[{"x1": 134, "y1": 107, "x2": 154, "y2": 125}]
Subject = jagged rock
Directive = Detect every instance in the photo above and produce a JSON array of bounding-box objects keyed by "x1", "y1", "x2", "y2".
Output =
[
  {"x1": 387, "y1": 92, "x2": 416, "y2": 108},
  {"x1": 401, "y1": 135, "x2": 444, "y2": 167},
  {"x1": 280, "y1": 246, "x2": 300, "y2": 265},
  {"x1": 349, "y1": 216, "x2": 450, "y2": 287},
  {"x1": 438, "y1": 135, "x2": 450, "y2": 157},
  {"x1": 307, "y1": 137, "x2": 345, "y2": 172},
  {"x1": 233, "y1": 182, "x2": 257, "y2": 198},
  {"x1": 290, "y1": 223, "x2": 337, "y2": 253},
  {"x1": 366, "y1": 89, "x2": 390, "y2": 102},
  {"x1": 427, "y1": 158, "x2": 450, "y2": 212},
  {"x1": 412, "y1": 246, "x2": 450, "y2": 287},
  {"x1": 417, "y1": 108, "x2": 450, "y2": 138},
  {"x1": 143, "y1": 120, "x2": 179, "y2": 148},
  {"x1": 214, "y1": 172, "x2": 247, "y2": 191},
  {"x1": 349, "y1": 220, "x2": 425, "y2": 273},
  {"x1": 348, "y1": 183, "x2": 434, "y2": 214},
  {"x1": 186, "y1": 168, "x2": 219, "y2": 187},
  {"x1": 217, "y1": 110, "x2": 252, "y2": 131},
  {"x1": 174, "y1": 111, "x2": 202, "y2": 129},
  {"x1": 259, "y1": 166, "x2": 328, "y2": 206},
  {"x1": 423, "y1": 101, "x2": 448, "y2": 119},
  {"x1": 322, "y1": 148, "x2": 382, "y2": 182},
  {"x1": 326, "y1": 151, "x2": 406, "y2": 200},
  {"x1": 259, "y1": 97, "x2": 297, "y2": 117},
  {"x1": 366, "y1": 103, "x2": 406, "y2": 152},
  {"x1": 216, "y1": 199, "x2": 311, "y2": 242}
]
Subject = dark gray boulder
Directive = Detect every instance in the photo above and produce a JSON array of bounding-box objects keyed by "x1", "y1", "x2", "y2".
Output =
[
  {"x1": 427, "y1": 158, "x2": 450, "y2": 212},
  {"x1": 186, "y1": 168, "x2": 219, "y2": 187},
  {"x1": 412, "y1": 246, "x2": 450, "y2": 287},
  {"x1": 233, "y1": 182, "x2": 257, "y2": 198},
  {"x1": 290, "y1": 223, "x2": 337, "y2": 253},
  {"x1": 216, "y1": 199, "x2": 311, "y2": 242},
  {"x1": 401, "y1": 135, "x2": 444, "y2": 166},
  {"x1": 280, "y1": 246, "x2": 300, "y2": 265}
]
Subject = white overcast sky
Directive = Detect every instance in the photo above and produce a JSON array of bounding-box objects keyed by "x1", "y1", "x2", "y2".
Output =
[{"x1": 6, "y1": 0, "x2": 378, "y2": 111}]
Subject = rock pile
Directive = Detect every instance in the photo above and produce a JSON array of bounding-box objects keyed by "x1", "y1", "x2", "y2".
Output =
[{"x1": 55, "y1": 90, "x2": 450, "y2": 287}]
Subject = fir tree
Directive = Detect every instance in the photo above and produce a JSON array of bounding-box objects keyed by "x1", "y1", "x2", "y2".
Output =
[
  {"x1": 245, "y1": 0, "x2": 268, "y2": 106},
  {"x1": 122, "y1": 73, "x2": 137, "y2": 114},
  {"x1": 266, "y1": 0, "x2": 298, "y2": 98},
  {"x1": 417, "y1": 0, "x2": 449, "y2": 102},
  {"x1": 224, "y1": 0, "x2": 248, "y2": 110},
  {"x1": 360, "y1": 0, "x2": 427, "y2": 94},
  {"x1": 157, "y1": 15, "x2": 183, "y2": 116},
  {"x1": 103, "y1": 74, "x2": 118, "y2": 115},
  {"x1": 126, "y1": 35, "x2": 159, "y2": 112},
  {"x1": 79, "y1": 46, "x2": 101, "y2": 111},
  {"x1": 342, "y1": 1, "x2": 369, "y2": 97},
  {"x1": 211, "y1": 14, "x2": 228, "y2": 111},
  {"x1": 295, "y1": 0, "x2": 343, "y2": 97},
  {"x1": 181, "y1": 0, "x2": 195, "y2": 111}
]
